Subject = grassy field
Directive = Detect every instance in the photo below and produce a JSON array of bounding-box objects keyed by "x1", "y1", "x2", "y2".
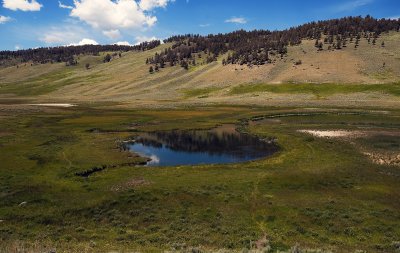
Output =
[
  {"x1": 0, "y1": 104, "x2": 399, "y2": 252},
  {"x1": 230, "y1": 83, "x2": 400, "y2": 97}
]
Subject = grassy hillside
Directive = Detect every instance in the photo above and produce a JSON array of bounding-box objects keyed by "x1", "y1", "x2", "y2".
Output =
[{"x1": 0, "y1": 32, "x2": 399, "y2": 108}]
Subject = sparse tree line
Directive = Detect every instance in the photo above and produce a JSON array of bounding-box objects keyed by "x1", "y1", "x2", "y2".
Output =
[
  {"x1": 146, "y1": 16, "x2": 400, "y2": 71},
  {"x1": 315, "y1": 30, "x2": 387, "y2": 51},
  {"x1": 0, "y1": 40, "x2": 161, "y2": 66}
]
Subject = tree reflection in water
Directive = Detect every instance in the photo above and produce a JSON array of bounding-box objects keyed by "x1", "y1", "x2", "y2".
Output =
[{"x1": 128, "y1": 125, "x2": 278, "y2": 166}]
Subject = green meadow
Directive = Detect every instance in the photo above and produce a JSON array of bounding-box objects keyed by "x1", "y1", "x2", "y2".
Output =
[
  {"x1": 230, "y1": 83, "x2": 400, "y2": 97},
  {"x1": 1, "y1": 105, "x2": 399, "y2": 252}
]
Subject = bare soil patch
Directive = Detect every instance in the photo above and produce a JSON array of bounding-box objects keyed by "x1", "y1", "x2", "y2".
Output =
[{"x1": 363, "y1": 151, "x2": 400, "y2": 167}]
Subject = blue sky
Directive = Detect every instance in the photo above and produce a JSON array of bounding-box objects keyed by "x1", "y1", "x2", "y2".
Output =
[{"x1": 0, "y1": 0, "x2": 399, "y2": 50}]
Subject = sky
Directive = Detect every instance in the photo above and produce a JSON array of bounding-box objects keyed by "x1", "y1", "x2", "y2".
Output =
[{"x1": 0, "y1": 0, "x2": 399, "y2": 50}]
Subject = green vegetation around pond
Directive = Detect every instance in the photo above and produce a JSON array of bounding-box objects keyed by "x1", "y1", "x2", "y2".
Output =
[{"x1": 0, "y1": 105, "x2": 399, "y2": 252}]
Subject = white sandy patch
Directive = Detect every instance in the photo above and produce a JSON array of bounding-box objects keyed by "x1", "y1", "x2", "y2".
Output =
[
  {"x1": 298, "y1": 130, "x2": 364, "y2": 138},
  {"x1": 27, "y1": 103, "x2": 76, "y2": 108},
  {"x1": 363, "y1": 152, "x2": 400, "y2": 166},
  {"x1": 299, "y1": 129, "x2": 400, "y2": 166}
]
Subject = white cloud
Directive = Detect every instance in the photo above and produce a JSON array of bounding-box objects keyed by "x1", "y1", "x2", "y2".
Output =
[
  {"x1": 15, "y1": 45, "x2": 21, "y2": 50},
  {"x1": 139, "y1": 0, "x2": 173, "y2": 11},
  {"x1": 58, "y1": 1, "x2": 73, "y2": 9},
  {"x1": 3, "y1": 0, "x2": 42, "y2": 11},
  {"x1": 68, "y1": 38, "x2": 99, "y2": 46},
  {"x1": 68, "y1": 0, "x2": 175, "y2": 40},
  {"x1": 135, "y1": 35, "x2": 159, "y2": 45},
  {"x1": 114, "y1": 41, "x2": 132, "y2": 46},
  {"x1": 199, "y1": 23, "x2": 210, "y2": 27},
  {"x1": 103, "y1": 29, "x2": 121, "y2": 39},
  {"x1": 225, "y1": 17, "x2": 247, "y2": 24},
  {"x1": 0, "y1": 15, "x2": 11, "y2": 24},
  {"x1": 334, "y1": 0, "x2": 373, "y2": 12},
  {"x1": 69, "y1": 0, "x2": 173, "y2": 35}
]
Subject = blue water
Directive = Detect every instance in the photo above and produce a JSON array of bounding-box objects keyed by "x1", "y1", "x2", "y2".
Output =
[{"x1": 127, "y1": 127, "x2": 277, "y2": 167}]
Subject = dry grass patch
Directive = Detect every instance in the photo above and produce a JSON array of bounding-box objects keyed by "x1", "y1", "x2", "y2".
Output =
[{"x1": 111, "y1": 177, "x2": 152, "y2": 192}]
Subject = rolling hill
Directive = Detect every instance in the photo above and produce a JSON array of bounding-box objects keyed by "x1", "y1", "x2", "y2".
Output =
[{"x1": 0, "y1": 17, "x2": 399, "y2": 108}]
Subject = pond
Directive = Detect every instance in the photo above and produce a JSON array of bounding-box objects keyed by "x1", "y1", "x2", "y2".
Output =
[{"x1": 126, "y1": 125, "x2": 278, "y2": 167}]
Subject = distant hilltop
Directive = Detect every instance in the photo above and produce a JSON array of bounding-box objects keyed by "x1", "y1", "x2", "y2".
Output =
[{"x1": 1, "y1": 16, "x2": 399, "y2": 70}]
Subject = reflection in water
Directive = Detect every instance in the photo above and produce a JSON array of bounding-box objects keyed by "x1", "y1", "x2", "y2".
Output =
[{"x1": 127, "y1": 125, "x2": 278, "y2": 167}]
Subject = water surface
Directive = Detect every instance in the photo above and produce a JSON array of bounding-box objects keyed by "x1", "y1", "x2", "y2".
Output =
[{"x1": 127, "y1": 125, "x2": 278, "y2": 167}]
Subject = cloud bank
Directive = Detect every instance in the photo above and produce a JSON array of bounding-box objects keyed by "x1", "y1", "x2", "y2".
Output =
[
  {"x1": 3, "y1": 0, "x2": 42, "y2": 11},
  {"x1": 68, "y1": 38, "x2": 99, "y2": 46}
]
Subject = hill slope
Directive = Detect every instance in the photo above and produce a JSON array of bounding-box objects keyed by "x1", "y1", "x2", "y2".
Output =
[{"x1": 0, "y1": 33, "x2": 399, "y2": 108}]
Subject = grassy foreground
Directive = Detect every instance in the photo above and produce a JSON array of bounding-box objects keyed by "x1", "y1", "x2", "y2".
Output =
[{"x1": 0, "y1": 104, "x2": 399, "y2": 252}]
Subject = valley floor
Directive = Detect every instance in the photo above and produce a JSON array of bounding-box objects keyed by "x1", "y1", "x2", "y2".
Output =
[{"x1": 0, "y1": 101, "x2": 399, "y2": 252}]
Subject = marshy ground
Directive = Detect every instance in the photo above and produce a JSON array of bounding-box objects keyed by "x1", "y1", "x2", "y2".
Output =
[{"x1": 0, "y1": 103, "x2": 399, "y2": 252}]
